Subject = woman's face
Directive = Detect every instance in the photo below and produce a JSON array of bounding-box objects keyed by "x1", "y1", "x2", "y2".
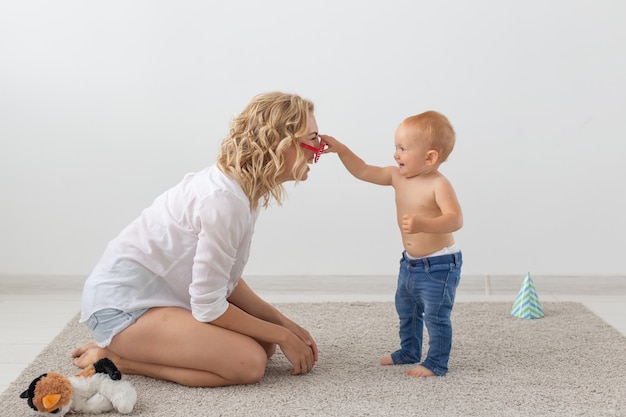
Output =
[{"x1": 278, "y1": 112, "x2": 319, "y2": 183}]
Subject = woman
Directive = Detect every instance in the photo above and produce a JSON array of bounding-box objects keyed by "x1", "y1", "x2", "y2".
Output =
[{"x1": 72, "y1": 92, "x2": 321, "y2": 387}]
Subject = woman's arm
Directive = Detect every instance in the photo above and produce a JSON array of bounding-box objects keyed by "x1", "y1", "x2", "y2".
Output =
[
  {"x1": 227, "y1": 279, "x2": 283, "y2": 323},
  {"x1": 227, "y1": 280, "x2": 318, "y2": 358},
  {"x1": 208, "y1": 279, "x2": 318, "y2": 374}
]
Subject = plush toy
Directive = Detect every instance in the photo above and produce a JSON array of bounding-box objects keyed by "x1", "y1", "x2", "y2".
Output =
[{"x1": 19, "y1": 358, "x2": 137, "y2": 415}]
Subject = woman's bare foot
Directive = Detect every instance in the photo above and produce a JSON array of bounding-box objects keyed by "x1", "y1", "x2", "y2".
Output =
[
  {"x1": 406, "y1": 364, "x2": 436, "y2": 377},
  {"x1": 380, "y1": 355, "x2": 394, "y2": 366},
  {"x1": 71, "y1": 342, "x2": 119, "y2": 369}
]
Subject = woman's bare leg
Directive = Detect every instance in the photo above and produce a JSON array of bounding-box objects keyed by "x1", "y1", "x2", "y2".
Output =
[{"x1": 73, "y1": 307, "x2": 274, "y2": 387}]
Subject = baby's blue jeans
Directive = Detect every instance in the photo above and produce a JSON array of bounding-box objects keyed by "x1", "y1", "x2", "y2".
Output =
[{"x1": 390, "y1": 250, "x2": 462, "y2": 376}]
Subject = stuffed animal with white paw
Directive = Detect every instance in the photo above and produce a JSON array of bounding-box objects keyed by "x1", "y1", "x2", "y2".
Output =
[{"x1": 19, "y1": 357, "x2": 137, "y2": 415}]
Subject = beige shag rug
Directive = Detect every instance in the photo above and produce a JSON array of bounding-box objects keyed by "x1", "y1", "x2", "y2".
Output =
[{"x1": 3, "y1": 302, "x2": 625, "y2": 417}]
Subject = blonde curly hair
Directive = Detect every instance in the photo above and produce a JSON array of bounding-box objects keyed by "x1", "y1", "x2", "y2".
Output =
[{"x1": 217, "y1": 92, "x2": 315, "y2": 210}]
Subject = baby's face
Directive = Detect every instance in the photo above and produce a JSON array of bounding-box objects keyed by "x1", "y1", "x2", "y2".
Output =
[{"x1": 393, "y1": 123, "x2": 435, "y2": 178}]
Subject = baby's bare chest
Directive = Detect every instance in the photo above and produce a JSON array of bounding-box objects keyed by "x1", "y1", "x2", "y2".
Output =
[{"x1": 394, "y1": 180, "x2": 440, "y2": 216}]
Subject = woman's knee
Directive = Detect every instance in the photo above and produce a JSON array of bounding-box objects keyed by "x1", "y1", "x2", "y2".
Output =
[
  {"x1": 232, "y1": 347, "x2": 268, "y2": 384},
  {"x1": 262, "y1": 342, "x2": 277, "y2": 358}
]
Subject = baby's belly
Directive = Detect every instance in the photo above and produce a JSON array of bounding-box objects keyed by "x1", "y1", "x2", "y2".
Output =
[{"x1": 402, "y1": 234, "x2": 455, "y2": 258}]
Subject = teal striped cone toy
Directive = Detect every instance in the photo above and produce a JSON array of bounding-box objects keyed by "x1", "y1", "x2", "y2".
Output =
[{"x1": 511, "y1": 272, "x2": 544, "y2": 319}]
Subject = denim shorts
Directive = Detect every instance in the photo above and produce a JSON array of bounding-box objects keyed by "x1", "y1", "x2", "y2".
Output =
[{"x1": 87, "y1": 308, "x2": 149, "y2": 348}]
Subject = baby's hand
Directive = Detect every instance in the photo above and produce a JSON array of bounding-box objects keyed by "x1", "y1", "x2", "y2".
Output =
[
  {"x1": 319, "y1": 134, "x2": 343, "y2": 154},
  {"x1": 401, "y1": 214, "x2": 420, "y2": 234}
]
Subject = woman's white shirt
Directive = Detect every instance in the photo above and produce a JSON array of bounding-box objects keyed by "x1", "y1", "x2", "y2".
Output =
[{"x1": 80, "y1": 165, "x2": 259, "y2": 323}]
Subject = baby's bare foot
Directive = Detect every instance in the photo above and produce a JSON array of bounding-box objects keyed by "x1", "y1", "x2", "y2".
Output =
[
  {"x1": 406, "y1": 364, "x2": 436, "y2": 378},
  {"x1": 71, "y1": 342, "x2": 115, "y2": 368},
  {"x1": 380, "y1": 355, "x2": 394, "y2": 366}
]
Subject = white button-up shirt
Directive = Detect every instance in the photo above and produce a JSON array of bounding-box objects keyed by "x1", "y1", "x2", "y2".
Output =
[{"x1": 80, "y1": 165, "x2": 259, "y2": 323}]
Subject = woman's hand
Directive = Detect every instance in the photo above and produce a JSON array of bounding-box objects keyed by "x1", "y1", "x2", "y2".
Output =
[
  {"x1": 281, "y1": 317, "x2": 319, "y2": 363},
  {"x1": 226, "y1": 279, "x2": 318, "y2": 373},
  {"x1": 277, "y1": 315, "x2": 318, "y2": 375},
  {"x1": 279, "y1": 330, "x2": 317, "y2": 375}
]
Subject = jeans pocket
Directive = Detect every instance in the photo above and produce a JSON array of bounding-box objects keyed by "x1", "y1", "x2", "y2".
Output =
[
  {"x1": 87, "y1": 314, "x2": 100, "y2": 331},
  {"x1": 425, "y1": 264, "x2": 453, "y2": 284}
]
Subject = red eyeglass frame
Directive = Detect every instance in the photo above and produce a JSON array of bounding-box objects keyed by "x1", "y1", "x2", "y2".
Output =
[{"x1": 299, "y1": 141, "x2": 328, "y2": 163}]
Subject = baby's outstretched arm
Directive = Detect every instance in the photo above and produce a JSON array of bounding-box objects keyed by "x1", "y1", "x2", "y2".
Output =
[{"x1": 320, "y1": 135, "x2": 393, "y2": 186}]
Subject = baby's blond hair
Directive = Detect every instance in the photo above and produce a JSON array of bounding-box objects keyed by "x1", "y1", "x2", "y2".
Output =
[
  {"x1": 402, "y1": 111, "x2": 455, "y2": 163},
  {"x1": 217, "y1": 92, "x2": 314, "y2": 210}
]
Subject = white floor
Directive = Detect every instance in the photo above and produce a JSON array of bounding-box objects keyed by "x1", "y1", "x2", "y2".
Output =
[{"x1": 1, "y1": 274, "x2": 625, "y2": 395}]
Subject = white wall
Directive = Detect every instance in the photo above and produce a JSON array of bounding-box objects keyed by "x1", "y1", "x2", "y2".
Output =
[{"x1": 1, "y1": 0, "x2": 625, "y2": 277}]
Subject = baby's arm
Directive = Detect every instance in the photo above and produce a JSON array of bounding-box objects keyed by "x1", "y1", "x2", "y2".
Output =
[
  {"x1": 320, "y1": 134, "x2": 393, "y2": 186},
  {"x1": 402, "y1": 176, "x2": 463, "y2": 234}
]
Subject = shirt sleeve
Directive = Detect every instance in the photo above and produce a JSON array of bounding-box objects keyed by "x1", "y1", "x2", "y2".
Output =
[{"x1": 188, "y1": 190, "x2": 251, "y2": 322}]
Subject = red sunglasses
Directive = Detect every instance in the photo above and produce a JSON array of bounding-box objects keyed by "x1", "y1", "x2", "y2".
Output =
[{"x1": 299, "y1": 141, "x2": 328, "y2": 163}]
